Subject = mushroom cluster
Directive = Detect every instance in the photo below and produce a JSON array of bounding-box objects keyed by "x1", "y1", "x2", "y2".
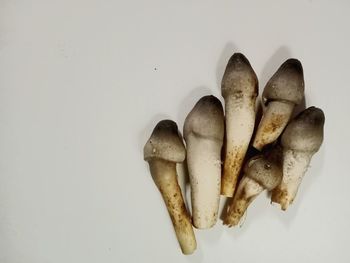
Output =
[{"x1": 143, "y1": 53, "x2": 325, "y2": 254}]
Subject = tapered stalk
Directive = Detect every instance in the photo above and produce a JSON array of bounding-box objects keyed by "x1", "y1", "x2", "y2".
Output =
[
  {"x1": 271, "y1": 150, "x2": 312, "y2": 210},
  {"x1": 186, "y1": 134, "x2": 222, "y2": 229},
  {"x1": 253, "y1": 101, "x2": 294, "y2": 150},
  {"x1": 222, "y1": 95, "x2": 256, "y2": 197},
  {"x1": 224, "y1": 176, "x2": 264, "y2": 227},
  {"x1": 149, "y1": 160, "x2": 197, "y2": 255}
]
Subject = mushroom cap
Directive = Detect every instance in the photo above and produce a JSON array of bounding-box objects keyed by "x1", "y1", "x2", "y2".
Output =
[
  {"x1": 281, "y1": 106, "x2": 325, "y2": 153},
  {"x1": 262, "y1": 59, "x2": 304, "y2": 105},
  {"x1": 144, "y1": 120, "x2": 186, "y2": 163},
  {"x1": 244, "y1": 155, "x2": 282, "y2": 190},
  {"x1": 221, "y1": 53, "x2": 258, "y2": 99},
  {"x1": 183, "y1": 95, "x2": 224, "y2": 142}
]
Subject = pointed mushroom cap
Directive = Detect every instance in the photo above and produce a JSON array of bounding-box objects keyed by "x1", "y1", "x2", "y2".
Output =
[
  {"x1": 244, "y1": 155, "x2": 282, "y2": 190},
  {"x1": 221, "y1": 53, "x2": 258, "y2": 99},
  {"x1": 144, "y1": 120, "x2": 186, "y2": 163},
  {"x1": 183, "y1": 95, "x2": 224, "y2": 142},
  {"x1": 262, "y1": 58, "x2": 304, "y2": 105},
  {"x1": 281, "y1": 106, "x2": 325, "y2": 153}
]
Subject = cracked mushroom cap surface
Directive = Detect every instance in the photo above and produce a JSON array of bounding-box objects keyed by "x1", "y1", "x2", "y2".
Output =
[
  {"x1": 183, "y1": 95, "x2": 224, "y2": 142},
  {"x1": 144, "y1": 120, "x2": 186, "y2": 163},
  {"x1": 221, "y1": 53, "x2": 258, "y2": 99},
  {"x1": 244, "y1": 155, "x2": 282, "y2": 190},
  {"x1": 262, "y1": 58, "x2": 304, "y2": 106},
  {"x1": 281, "y1": 106, "x2": 325, "y2": 153}
]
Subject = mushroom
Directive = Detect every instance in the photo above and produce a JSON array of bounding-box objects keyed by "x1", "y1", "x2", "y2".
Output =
[
  {"x1": 252, "y1": 59, "x2": 304, "y2": 150},
  {"x1": 221, "y1": 53, "x2": 259, "y2": 197},
  {"x1": 144, "y1": 120, "x2": 197, "y2": 255},
  {"x1": 224, "y1": 149, "x2": 282, "y2": 227},
  {"x1": 183, "y1": 95, "x2": 224, "y2": 229},
  {"x1": 271, "y1": 107, "x2": 325, "y2": 210}
]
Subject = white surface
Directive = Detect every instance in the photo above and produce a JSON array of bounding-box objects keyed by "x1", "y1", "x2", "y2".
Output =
[{"x1": 0, "y1": 0, "x2": 349, "y2": 262}]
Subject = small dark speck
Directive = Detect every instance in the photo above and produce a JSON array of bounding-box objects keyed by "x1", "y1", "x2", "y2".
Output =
[
  {"x1": 154, "y1": 67, "x2": 157, "y2": 71},
  {"x1": 264, "y1": 163, "x2": 271, "y2": 170}
]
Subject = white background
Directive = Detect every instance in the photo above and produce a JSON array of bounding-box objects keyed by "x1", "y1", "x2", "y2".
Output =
[{"x1": 0, "y1": 0, "x2": 349, "y2": 262}]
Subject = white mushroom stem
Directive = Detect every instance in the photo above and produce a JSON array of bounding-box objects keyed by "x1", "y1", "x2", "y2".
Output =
[
  {"x1": 224, "y1": 176, "x2": 264, "y2": 227},
  {"x1": 271, "y1": 150, "x2": 312, "y2": 211},
  {"x1": 253, "y1": 100, "x2": 294, "y2": 151},
  {"x1": 222, "y1": 96, "x2": 256, "y2": 196},
  {"x1": 149, "y1": 159, "x2": 197, "y2": 255},
  {"x1": 186, "y1": 134, "x2": 222, "y2": 229}
]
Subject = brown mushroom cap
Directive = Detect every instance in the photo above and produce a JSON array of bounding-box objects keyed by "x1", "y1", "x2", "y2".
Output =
[
  {"x1": 221, "y1": 53, "x2": 258, "y2": 99},
  {"x1": 262, "y1": 59, "x2": 304, "y2": 105},
  {"x1": 144, "y1": 120, "x2": 186, "y2": 163},
  {"x1": 244, "y1": 155, "x2": 282, "y2": 191},
  {"x1": 281, "y1": 106, "x2": 325, "y2": 153},
  {"x1": 183, "y1": 95, "x2": 224, "y2": 142}
]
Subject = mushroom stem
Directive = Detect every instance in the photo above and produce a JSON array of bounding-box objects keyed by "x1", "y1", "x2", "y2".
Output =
[
  {"x1": 222, "y1": 96, "x2": 256, "y2": 196},
  {"x1": 186, "y1": 135, "x2": 222, "y2": 228},
  {"x1": 149, "y1": 159, "x2": 196, "y2": 255},
  {"x1": 224, "y1": 176, "x2": 264, "y2": 227},
  {"x1": 271, "y1": 150, "x2": 312, "y2": 210},
  {"x1": 252, "y1": 100, "x2": 294, "y2": 151}
]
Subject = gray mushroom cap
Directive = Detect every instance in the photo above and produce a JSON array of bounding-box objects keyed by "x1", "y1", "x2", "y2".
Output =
[
  {"x1": 183, "y1": 95, "x2": 224, "y2": 142},
  {"x1": 144, "y1": 120, "x2": 186, "y2": 163},
  {"x1": 244, "y1": 155, "x2": 282, "y2": 190},
  {"x1": 221, "y1": 53, "x2": 258, "y2": 99},
  {"x1": 262, "y1": 59, "x2": 304, "y2": 105},
  {"x1": 281, "y1": 107, "x2": 325, "y2": 153}
]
